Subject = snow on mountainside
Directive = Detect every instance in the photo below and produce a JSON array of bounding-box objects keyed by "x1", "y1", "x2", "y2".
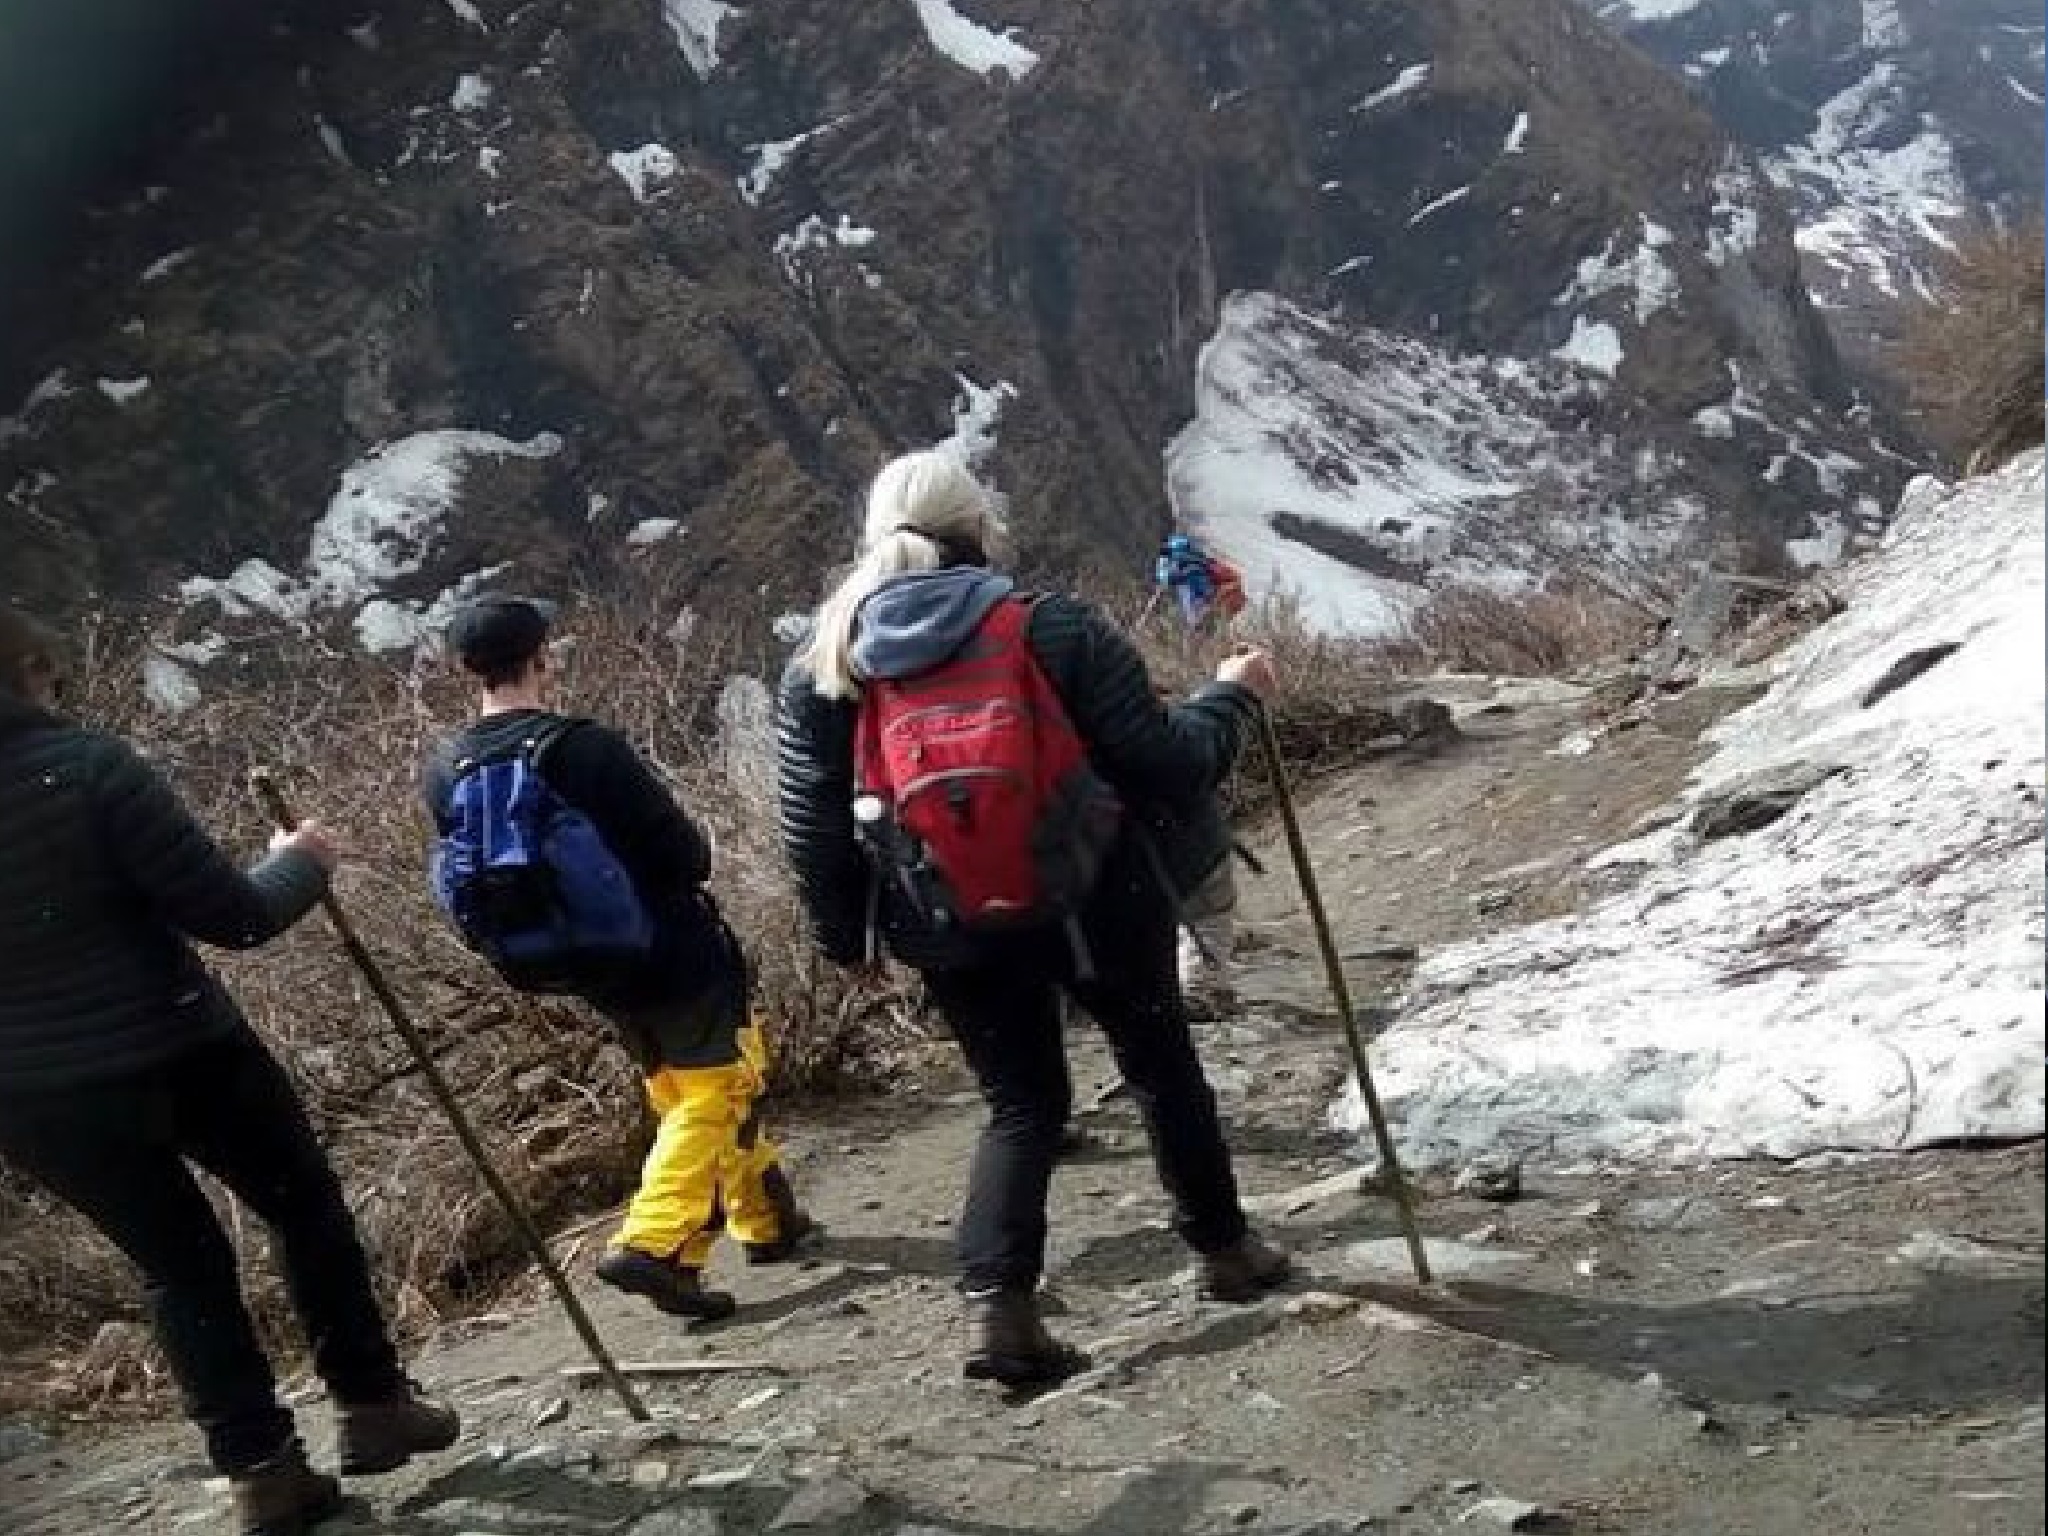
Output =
[
  {"x1": 1346, "y1": 449, "x2": 2047, "y2": 1166},
  {"x1": 1167, "y1": 289, "x2": 1898, "y2": 631},
  {"x1": 1167, "y1": 294, "x2": 1689, "y2": 633},
  {"x1": 1588, "y1": 0, "x2": 2044, "y2": 356}
]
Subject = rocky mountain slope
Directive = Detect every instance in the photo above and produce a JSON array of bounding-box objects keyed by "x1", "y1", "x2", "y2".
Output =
[
  {"x1": 1, "y1": 0, "x2": 1910, "y2": 655},
  {"x1": 1588, "y1": 0, "x2": 2045, "y2": 374}
]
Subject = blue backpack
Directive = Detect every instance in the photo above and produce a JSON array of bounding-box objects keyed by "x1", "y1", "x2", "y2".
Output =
[{"x1": 430, "y1": 722, "x2": 656, "y2": 994}]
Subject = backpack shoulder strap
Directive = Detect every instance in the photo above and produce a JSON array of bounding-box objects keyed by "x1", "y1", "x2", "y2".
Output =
[
  {"x1": 525, "y1": 715, "x2": 590, "y2": 773},
  {"x1": 979, "y1": 593, "x2": 1036, "y2": 643}
]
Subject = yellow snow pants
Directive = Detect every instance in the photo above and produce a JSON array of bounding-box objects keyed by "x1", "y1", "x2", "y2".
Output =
[{"x1": 613, "y1": 1019, "x2": 785, "y2": 1267}]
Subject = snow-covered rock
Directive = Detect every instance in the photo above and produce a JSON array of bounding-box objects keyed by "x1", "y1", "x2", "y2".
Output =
[
  {"x1": 941, "y1": 374, "x2": 1017, "y2": 470},
  {"x1": 180, "y1": 431, "x2": 557, "y2": 647},
  {"x1": 1346, "y1": 450, "x2": 2046, "y2": 1165},
  {"x1": 908, "y1": 0, "x2": 1039, "y2": 80}
]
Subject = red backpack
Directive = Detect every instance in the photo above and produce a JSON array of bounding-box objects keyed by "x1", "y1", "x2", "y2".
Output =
[{"x1": 853, "y1": 598, "x2": 1123, "y2": 948}]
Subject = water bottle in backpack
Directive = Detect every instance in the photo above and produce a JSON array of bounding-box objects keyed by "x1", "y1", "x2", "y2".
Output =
[{"x1": 430, "y1": 723, "x2": 655, "y2": 993}]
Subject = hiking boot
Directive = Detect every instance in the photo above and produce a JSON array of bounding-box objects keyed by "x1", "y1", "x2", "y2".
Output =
[
  {"x1": 1202, "y1": 1234, "x2": 1293, "y2": 1304},
  {"x1": 335, "y1": 1381, "x2": 461, "y2": 1476},
  {"x1": 595, "y1": 1248, "x2": 738, "y2": 1321},
  {"x1": 963, "y1": 1289, "x2": 1089, "y2": 1388},
  {"x1": 743, "y1": 1165, "x2": 824, "y2": 1265},
  {"x1": 743, "y1": 1208, "x2": 823, "y2": 1265},
  {"x1": 230, "y1": 1443, "x2": 343, "y2": 1536}
]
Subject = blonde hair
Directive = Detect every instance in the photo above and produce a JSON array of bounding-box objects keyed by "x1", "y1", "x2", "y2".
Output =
[{"x1": 802, "y1": 450, "x2": 1011, "y2": 700}]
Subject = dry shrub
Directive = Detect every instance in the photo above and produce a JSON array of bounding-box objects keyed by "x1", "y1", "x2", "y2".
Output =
[
  {"x1": 1896, "y1": 219, "x2": 2046, "y2": 471},
  {"x1": 0, "y1": 587, "x2": 928, "y2": 1419},
  {"x1": 1397, "y1": 581, "x2": 1652, "y2": 678}
]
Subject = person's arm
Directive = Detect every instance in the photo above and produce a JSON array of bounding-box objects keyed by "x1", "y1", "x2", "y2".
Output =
[
  {"x1": 775, "y1": 665, "x2": 868, "y2": 965},
  {"x1": 1029, "y1": 595, "x2": 1261, "y2": 797},
  {"x1": 556, "y1": 725, "x2": 712, "y2": 890},
  {"x1": 89, "y1": 735, "x2": 329, "y2": 950}
]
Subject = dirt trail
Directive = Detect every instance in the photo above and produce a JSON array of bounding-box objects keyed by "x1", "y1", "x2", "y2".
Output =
[{"x1": 4, "y1": 675, "x2": 2042, "y2": 1536}]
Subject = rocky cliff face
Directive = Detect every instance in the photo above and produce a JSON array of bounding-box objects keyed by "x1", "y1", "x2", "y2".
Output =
[
  {"x1": 1587, "y1": 0, "x2": 2045, "y2": 369},
  {"x1": 0, "y1": 0, "x2": 1911, "y2": 654}
]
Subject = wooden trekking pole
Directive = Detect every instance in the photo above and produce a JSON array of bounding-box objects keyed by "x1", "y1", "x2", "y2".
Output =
[
  {"x1": 249, "y1": 769, "x2": 651, "y2": 1422},
  {"x1": 1250, "y1": 711, "x2": 1434, "y2": 1286}
]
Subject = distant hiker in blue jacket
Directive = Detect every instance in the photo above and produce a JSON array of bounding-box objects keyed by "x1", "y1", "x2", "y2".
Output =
[
  {"x1": 0, "y1": 606, "x2": 458, "y2": 1536},
  {"x1": 1156, "y1": 533, "x2": 1216, "y2": 625},
  {"x1": 1155, "y1": 532, "x2": 1248, "y2": 631}
]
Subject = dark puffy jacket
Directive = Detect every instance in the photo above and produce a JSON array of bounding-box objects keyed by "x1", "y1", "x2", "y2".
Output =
[
  {"x1": 0, "y1": 694, "x2": 328, "y2": 1102},
  {"x1": 776, "y1": 573, "x2": 1258, "y2": 969}
]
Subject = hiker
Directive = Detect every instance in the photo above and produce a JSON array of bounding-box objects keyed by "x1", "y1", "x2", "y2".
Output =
[
  {"x1": 422, "y1": 596, "x2": 816, "y2": 1326},
  {"x1": 1154, "y1": 532, "x2": 1246, "y2": 631},
  {"x1": 776, "y1": 450, "x2": 1292, "y2": 1387},
  {"x1": 0, "y1": 607, "x2": 458, "y2": 1536}
]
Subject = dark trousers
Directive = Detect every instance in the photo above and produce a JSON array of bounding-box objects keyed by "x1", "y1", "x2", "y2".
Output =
[
  {"x1": 0, "y1": 1028, "x2": 404, "y2": 1473},
  {"x1": 922, "y1": 857, "x2": 1249, "y2": 1292}
]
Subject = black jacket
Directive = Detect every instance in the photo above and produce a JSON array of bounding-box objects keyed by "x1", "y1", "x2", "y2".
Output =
[
  {"x1": 0, "y1": 694, "x2": 328, "y2": 1102},
  {"x1": 776, "y1": 586, "x2": 1258, "y2": 970},
  {"x1": 422, "y1": 710, "x2": 745, "y2": 1067}
]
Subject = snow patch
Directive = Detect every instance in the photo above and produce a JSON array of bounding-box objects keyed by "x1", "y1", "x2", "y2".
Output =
[
  {"x1": 315, "y1": 115, "x2": 351, "y2": 167},
  {"x1": 1706, "y1": 164, "x2": 1764, "y2": 268},
  {"x1": 142, "y1": 249, "x2": 195, "y2": 283},
  {"x1": 1769, "y1": 64, "x2": 1966, "y2": 301},
  {"x1": 1353, "y1": 63, "x2": 1431, "y2": 115},
  {"x1": 774, "y1": 214, "x2": 878, "y2": 281},
  {"x1": 1408, "y1": 186, "x2": 1470, "y2": 227},
  {"x1": 1502, "y1": 113, "x2": 1531, "y2": 155},
  {"x1": 444, "y1": 0, "x2": 487, "y2": 27},
  {"x1": 662, "y1": 0, "x2": 736, "y2": 77},
  {"x1": 180, "y1": 432, "x2": 559, "y2": 642},
  {"x1": 1345, "y1": 451, "x2": 2048, "y2": 1166},
  {"x1": 627, "y1": 518, "x2": 681, "y2": 547},
  {"x1": 1553, "y1": 316, "x2": 1624, "y2": 376},
  {"x1": 1560, "y1": 217, "x2": 1680, "y2": 324},
  {"x1": 450, "y1": 73, "x2": 492, "y2": 113},
  {"x1": 908, "y1": 0, "x2": 1038, "y2": 80},
  {"x1": 739, "y1": 120, "x2": 841, "y2": 206},
  {"x1": 940, "y1": 375, "x2": 1017, "y2": 468},
  {"x1": 1601, "y1": 0, "x2": 1707, "y2": 19},
  {"x1": 353, "y1": 566, "x2": 513, "y2": 655},
  {"x1": 143, "y1": 652, "x2": 202, "y2": 715},
  {"x1": 97, "y1": 377, "x2": 151, "y2": 404},
  {"x1": 609, "y1": 144, "x2": 681, "y2": 203},
  {"x1": 0, "y1": 370, "x2": 75, "y2": 444},
  {"x1": 1861, "y1": 0, "x2": 1906, "y2": 50}
]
